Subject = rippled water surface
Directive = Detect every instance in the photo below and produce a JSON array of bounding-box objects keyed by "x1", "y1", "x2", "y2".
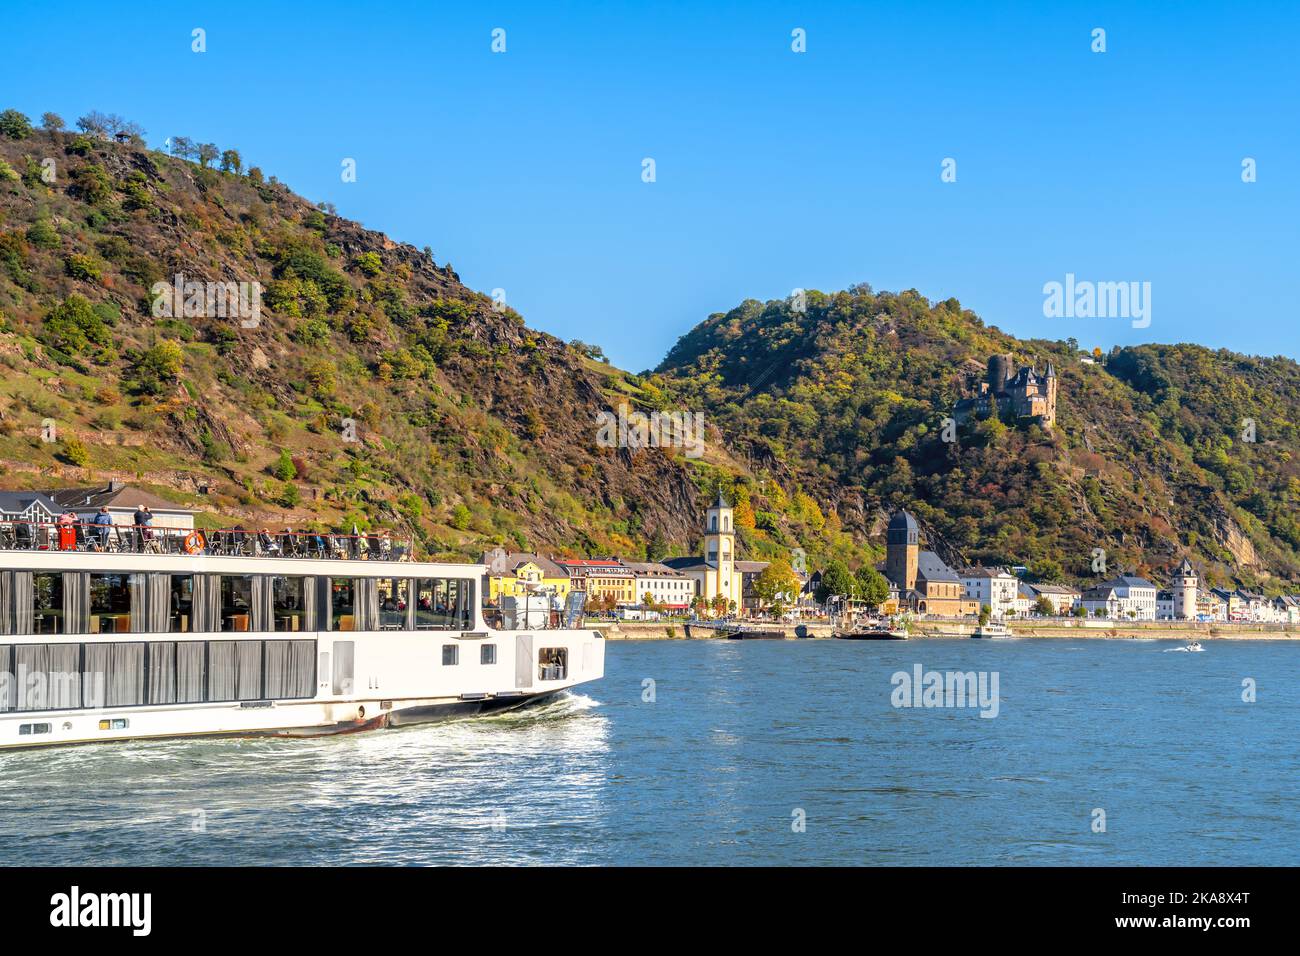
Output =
[{"x1": 2, "y1": 638, "x2": 1296, "y2": 865}]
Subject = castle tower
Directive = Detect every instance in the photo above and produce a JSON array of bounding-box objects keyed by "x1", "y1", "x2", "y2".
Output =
[
  {"x1": 885, "y1": 510, "x2": 919, "y2": 592},
  {"x1": 987, "y1": 355, "x2": 1011, "y2": 396},
  {"x1": 703, "y1": 489, "x2": 736, "y2": 605},
  {"x1": 1172, "y1": 558, "x2": 1197, "y2": 620}
]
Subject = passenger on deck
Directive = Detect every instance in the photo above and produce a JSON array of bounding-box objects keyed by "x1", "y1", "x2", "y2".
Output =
[
  {"x1": 91, "y1": 507, "x2": 113, "y2": 550},
  {"x1": 257, "y1": 528, "x2": 280, "y2": 556},
  {"x1": 133, "y1": 505, "x2": 149, "y2": 550}
]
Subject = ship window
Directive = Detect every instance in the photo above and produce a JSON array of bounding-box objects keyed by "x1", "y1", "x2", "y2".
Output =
[
  {"x1": 376, "y1": 578, "x2": 409, "y2": 630},
  {"x1": 89, "y1": 573, "x2": 132, "y2": 634},
  {"x1": 220, "y1": 575, "x2": 254, "y2": 632},
  {"x1": 208, "y1": 640, "x2": 263, "y2": 701},
  {"x1": 330, "y1": 578, "x2": 356, "y2": 631},
  {"x1": 415, "y1": 578, "x2": 473, "y2": 630},
  {"x1": 19, "y1": 723, "x2": 51, "y2": 735},
  {"x1": 170, "y1": 575, "x2": 194, "y2": 633},
  {"x1": 442, "y1": 644, "x2": 458, "y2": 666},
  {"x1": 538, "y1": 648, "x2": 567, "y2": 681},
  {"x1": 32, "y1": 573, "x2": 64, "y2": 635},
  {"x1": 13, "y1": 643, "x2": 80, "y2": 710},
  {"x1": 84, "y1": 642, "x2": 146, "y2": 707},
  {"x1": 263, "y1": 639, "x2": 316, "y2": 699},
  {"x1": 271, "y1": 576, "x2": 307, "y2": 632},
  {"x1": 481, "y1": 644, "x2": 496, "y2": 665}
]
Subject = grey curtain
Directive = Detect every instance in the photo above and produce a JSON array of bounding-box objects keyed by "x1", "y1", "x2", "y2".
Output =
[
  {"x1": 208, "y1": 641, "x2": 262, "y2": 701},
  {"x1": 192, "y1": 575, "x2": 221, "y2": 632},
  {"x1": 148, "y1": 641, "x2": 176, "y2": 704},
  {"x1": 84, "y1": 642, "x2": 146, "y2": 707},
  {"x1": 354, "y1": 578, "x2": 378, "y2": 631},
  {"x1": 63, "y1": 572, "x2": 89, "y2": 635},
  {"x1": 15, "y1": 643, "x2": 81, "y2": 709},
  {"x1": 0, "y1": 645, "x2": 12, "y2": 710},
  {"x1": 177, "y1": 642, "x2": 205, "y2": 703},
  {"x1": 11, "y1": 572, "x2": 32, "y2": 636},
  {"x1": 0, "y1": 572, "x2": 10, "y2": 636},
  {"x1": 129, "y1": 574, "x2": 148, "y2": 633},
  {"x1": 134, "y1": 573, "x2": 170, "y2": 633},
  {"x1": 302, "y1": 577, "x2": 317, "y2": 632},
  {"x1": 251, "y1": 576, "x2": 274, "y2": 633},
  {"x1": 264, "y1": 640, "x2": 315, "y2": 699}
]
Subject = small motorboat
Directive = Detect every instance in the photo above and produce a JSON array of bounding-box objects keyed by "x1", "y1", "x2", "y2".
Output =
[
  {"x1": 971, "y1": 621, "x2": 1011, "y2": 639},
  {"x1": 1185, "y1": 640, "x2": 1204, "y2": 652}
]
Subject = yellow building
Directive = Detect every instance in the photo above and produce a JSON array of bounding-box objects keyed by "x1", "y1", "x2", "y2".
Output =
[
  {"x1": 481, "y1": 550, "x2": 571, "y2": 603},
  {"x1": 555, "y1": 559, "x2": 636, "y2": 607}
]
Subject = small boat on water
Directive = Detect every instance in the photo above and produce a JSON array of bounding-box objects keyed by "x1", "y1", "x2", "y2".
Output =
[
  {"x1": 1185, "y1": 640, "x2": 1204, "y2": 652},
  {"x1": 835, "y1": 616, "x2": 909, "y2": 640},
  {"x1": 725, "y1": 627, "x2": 786, "y2": 640},
  {"x1": 836, "y1": 627, "x2": 909, "y2": 641},
  {"x1": 683, "y1": 620, "x2": 786, "y2": 640},
  {"x1": 971, "y1": 621, "x2": 1012, "y2": 639}
]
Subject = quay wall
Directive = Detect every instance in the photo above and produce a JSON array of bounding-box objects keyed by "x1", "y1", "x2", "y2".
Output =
[{"x1": 592, "y1": 621, "x2": 1300, "y2": 641}]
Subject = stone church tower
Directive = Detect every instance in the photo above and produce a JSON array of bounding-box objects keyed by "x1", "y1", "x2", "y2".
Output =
[{"x1": 885, "y1": 509, "x2": 920, "y2": 591}]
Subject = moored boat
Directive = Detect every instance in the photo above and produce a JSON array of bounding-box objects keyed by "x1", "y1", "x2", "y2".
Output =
[
  {"x1": 971, "y1": 621, "x2": 1012, "y2": 639},
  {"x1": 835, "y1": 627, "x2": 909, "y2": 640},
  {"x1": 725, "y1": 626, "x2": 786, "y2": 640}
]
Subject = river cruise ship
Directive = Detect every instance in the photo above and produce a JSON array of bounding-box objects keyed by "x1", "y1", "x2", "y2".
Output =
[{"x1": 0, "y1": 521, "x2": 604, "y2": 750}]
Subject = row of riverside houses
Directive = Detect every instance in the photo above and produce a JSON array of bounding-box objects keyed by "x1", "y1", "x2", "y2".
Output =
[
  {"x1": 482, "y1": 493, "x2": 776, "y2": 619},
  {"x1": 884, "y1": 510, "x2": 1300, "y2": 624}
]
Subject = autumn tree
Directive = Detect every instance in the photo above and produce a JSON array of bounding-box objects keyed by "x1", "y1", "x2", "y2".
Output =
[{"x1": 754, "y1": 559, "x2": 799, "y2": 615}]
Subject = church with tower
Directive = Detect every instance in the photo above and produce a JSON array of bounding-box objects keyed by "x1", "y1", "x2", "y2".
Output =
[
  {"x1": 882, "y1": 509, "x2": 975, "y2": 617},
  {"x1": 663, "y1": 490, "x2": 761, "y2": 611}
]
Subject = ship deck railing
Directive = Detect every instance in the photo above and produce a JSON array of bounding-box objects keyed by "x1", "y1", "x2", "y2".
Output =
[{"x1": 0, "y1": 519, "x2": 414, "y2": 562}]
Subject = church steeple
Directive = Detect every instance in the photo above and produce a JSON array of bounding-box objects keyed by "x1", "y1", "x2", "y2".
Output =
[{"x1": 703, "y1": 491, "x2": 735, "y2": 605}]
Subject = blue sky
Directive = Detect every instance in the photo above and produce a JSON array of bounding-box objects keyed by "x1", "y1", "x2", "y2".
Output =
[{"x1": 2, "y1": 1, "x2": 1296, "y2": 367}]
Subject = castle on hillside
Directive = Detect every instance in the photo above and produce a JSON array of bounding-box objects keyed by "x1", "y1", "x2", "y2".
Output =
[{"x1": 954, "y1": 355, "x2": 1057, "y2": 428}]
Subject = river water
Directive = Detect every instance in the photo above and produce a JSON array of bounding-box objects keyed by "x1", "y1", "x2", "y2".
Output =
[{"x1": 1, "y1": 638, "x2": 1295, "y2": 865}]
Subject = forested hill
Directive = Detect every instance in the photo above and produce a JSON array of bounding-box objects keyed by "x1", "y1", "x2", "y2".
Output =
[
  {"x1": 1, "y1": 108, "x2": 1296, "y2": 590},
  {"x1": 651, "y1": 287, "x2": 1300, "y2": 593},
  {"x1": 0, "y1": 109, "x2": 748, "y2": 561}
]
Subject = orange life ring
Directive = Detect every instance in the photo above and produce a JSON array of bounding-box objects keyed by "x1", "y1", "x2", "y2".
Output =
[{"x1": 183, "y1": 531, "x2": 205, "y2": 555}]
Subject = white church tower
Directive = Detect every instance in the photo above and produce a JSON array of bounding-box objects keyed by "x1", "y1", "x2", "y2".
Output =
[{"x1": 1172, "y1": 558, "x2": 1198, "y2": 620}]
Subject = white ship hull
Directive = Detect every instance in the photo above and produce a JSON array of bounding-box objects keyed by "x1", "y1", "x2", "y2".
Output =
[{"x1": 0, "y1": 549, "x2": 604, "y2": 750}]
